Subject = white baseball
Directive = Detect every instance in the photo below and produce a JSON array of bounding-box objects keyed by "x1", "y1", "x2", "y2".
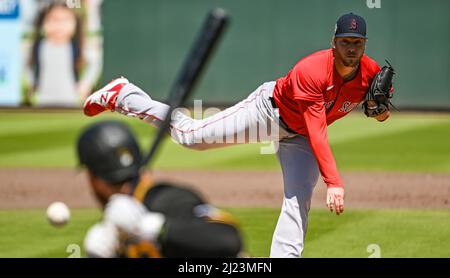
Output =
[{"x1": 47, "y1": 202, "x2": 71, "y2": 227}]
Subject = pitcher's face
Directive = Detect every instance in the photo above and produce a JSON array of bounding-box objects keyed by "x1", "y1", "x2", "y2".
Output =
[{"x1": 334, "y1": 37, "x2": 366, "y2": 67}]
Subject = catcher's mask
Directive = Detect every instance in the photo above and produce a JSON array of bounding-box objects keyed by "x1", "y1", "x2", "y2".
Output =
[{"x1": 77, "y1": 121, "x2": 142, "y2": 184}]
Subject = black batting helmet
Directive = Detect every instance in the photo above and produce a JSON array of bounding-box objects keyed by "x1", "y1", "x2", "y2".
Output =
[{"x1": 77, "y1": 121, "x2": 142, "y2": 184}]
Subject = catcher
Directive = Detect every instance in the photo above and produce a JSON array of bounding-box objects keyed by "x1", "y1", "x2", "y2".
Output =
[
  {"x1": 82, "y1": 12, "x2": 395, "y2": 257},
  {"x1": 77, "y1": 121, "x2": 243, "y2": 258}
]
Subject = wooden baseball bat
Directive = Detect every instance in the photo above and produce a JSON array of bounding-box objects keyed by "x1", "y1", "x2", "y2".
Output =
[{"x1": 141, "y1": 8, "x2": 229, "y2": 168}]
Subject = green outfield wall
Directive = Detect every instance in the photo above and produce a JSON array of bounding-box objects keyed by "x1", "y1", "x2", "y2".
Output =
[{"x1": 102, "y1": 0, "x2": 450, "y2": 108}]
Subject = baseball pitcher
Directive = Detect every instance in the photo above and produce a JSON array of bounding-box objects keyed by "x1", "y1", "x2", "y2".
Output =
[{"x1": 83, "y1": 13, "x2": 395, "y2": 257}]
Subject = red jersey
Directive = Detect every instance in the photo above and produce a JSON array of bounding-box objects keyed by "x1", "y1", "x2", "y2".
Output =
[{"x1": 273, "y1": 48, "x2": 381, "y2": 187}]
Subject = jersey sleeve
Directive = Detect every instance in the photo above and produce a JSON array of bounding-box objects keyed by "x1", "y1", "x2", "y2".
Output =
[
  {"x1": 290, "y1": 62, "x2": 326, "y2": 102},
  {"x1": 298, "y1": 100, "x2": 343, "y2": 188}
]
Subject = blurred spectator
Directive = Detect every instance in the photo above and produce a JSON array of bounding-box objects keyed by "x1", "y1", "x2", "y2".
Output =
[{"x1": 25, "y1": 1, "x2": 101, "y2": 107}]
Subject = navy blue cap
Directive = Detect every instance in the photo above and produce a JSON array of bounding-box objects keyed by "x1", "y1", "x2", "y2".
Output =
[{"x1": 334, "y1": 13, "x2": 367, "y2": 39}]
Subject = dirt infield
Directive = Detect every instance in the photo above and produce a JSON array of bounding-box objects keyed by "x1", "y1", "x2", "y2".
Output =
[{"x1": 0, "y1": 168, "x2": 449, "y2": 210}]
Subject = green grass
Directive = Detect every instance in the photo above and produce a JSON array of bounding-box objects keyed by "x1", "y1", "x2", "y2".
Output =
[
  {"x1": 303, "y1": 209, "x2": 450, "y2": 258},
  {"x1": 0, "y1": 209, "x2": 101, "y2": 258},
  {"x1": 2, "y1": 112, "x2": 448, "y2": 258},
  {"x1": 1, "y1": 111, "x2": 450, "y2": 172},
  {"x1": 228, "y1": 208, "x2": 450, "y2": 258},
  {"x1": 0, "y1": 208, "x2": 449, "y2": 258}
]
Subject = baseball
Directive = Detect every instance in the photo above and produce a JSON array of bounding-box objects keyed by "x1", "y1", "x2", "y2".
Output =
[{"x1": 46, "y1": 202, "x2": 71, "y2": 227}]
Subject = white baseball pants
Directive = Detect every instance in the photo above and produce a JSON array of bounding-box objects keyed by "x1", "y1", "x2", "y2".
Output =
[{"x1": 115, "y1": 81, "x2": 320, "y2": 258}]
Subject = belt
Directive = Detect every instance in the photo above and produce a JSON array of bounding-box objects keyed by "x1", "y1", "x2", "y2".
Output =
[{"x1": 269, "y1": 97, "x2": 298, "y2": 135}]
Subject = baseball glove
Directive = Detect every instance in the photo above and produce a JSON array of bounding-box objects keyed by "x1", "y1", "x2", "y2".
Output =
[{"x1": 363, "y1": 60, "x2": 395, "y2": 118}]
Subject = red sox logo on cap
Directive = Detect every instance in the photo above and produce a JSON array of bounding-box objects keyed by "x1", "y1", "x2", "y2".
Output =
[{"x1": 349, "y1": 19, "x2": 358, "y2": 30}]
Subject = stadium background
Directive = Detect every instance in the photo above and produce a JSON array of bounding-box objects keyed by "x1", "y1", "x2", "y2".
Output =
[
  {"x1": 0, "y1": 0, "x2": 449, "y2": 258},
  {"x1": 103, "y1": 0, "x2": 450, "y2": 108}
]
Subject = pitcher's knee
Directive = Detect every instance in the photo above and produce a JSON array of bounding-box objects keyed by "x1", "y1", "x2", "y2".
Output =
[{"x1": 284, "y1": 182, "x2": 315, "y2": 202}]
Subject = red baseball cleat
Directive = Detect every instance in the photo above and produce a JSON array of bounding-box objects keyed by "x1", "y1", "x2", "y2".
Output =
[{"x1": 83, "y1": 77, "x2": 129, "y2": 116}]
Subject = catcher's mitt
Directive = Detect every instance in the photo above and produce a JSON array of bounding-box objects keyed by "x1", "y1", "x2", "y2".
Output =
[{"x1": 363, "y1": 60, "x2": 395, "y2": 118}]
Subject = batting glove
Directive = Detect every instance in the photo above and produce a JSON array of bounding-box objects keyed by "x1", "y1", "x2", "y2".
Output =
[{"x1": 104, "y1": 194, "x2": 165, "y2": 241}]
